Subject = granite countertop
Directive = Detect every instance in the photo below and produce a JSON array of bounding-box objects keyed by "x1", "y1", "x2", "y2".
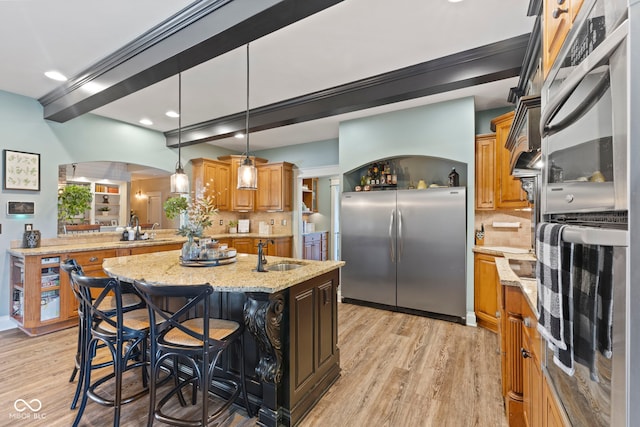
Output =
[
  {"x1": 103, "y1": 251, "x2": 344, "y2": 293},
  {"x1": 7, "y1": 232, "x2": 293, "y2": 257},
  {"x1": 495, "y1": 252, "x2": 538, "y2": 315},
  {"x1": 473, "y1": 245, "x2": 532, "y2": 256},
  {"x1": 7, "y1": 236, "x2": 187, "y2": 257}
]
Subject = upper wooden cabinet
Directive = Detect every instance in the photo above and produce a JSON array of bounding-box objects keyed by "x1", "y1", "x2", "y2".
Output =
[
  {"x1": 256, "y1": 162, "x2": 294, "y2": 212},
  {"x1": 475, "y1": 134, "x2": 496, "y2": 210},
  {"x1": 491, "y1": 112, "x2": 529, "y2": 209},
  {"x1": 543, "y1": 0, "x2": 584, "y2": 78},
  {"x1": 191, "y1": 158, "x2": 230, "y2": 211},
  {"x1": 217, "y1": 155, "x2": 267, "y2": 212}
]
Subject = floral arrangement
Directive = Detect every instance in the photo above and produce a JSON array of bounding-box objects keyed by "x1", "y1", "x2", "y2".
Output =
[{"x1": 164, "y1": 188, "x2": 218, "y2": 239}]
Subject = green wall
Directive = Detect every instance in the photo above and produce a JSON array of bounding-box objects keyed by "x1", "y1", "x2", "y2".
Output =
[
  {"x1": 254, "y1": 139, "x2": 338, "y2": 167},
  {"x1": 339, "y1": 97, "x2": 477, "y2": 323},
  {"x1": 0, "y1": 90, "x2": 233, "y2": 321},
  {"x1": 475, "y1": 106, "x2": 513, "y2": 134}
]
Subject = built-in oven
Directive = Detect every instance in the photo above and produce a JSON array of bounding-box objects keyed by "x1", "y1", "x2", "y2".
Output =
[
  {"x1": 540, "y1": 0, "x2": 629, "y2": 425},
  {"x1": 541, "y1": 0, "x2": 627, "y2": 215}
]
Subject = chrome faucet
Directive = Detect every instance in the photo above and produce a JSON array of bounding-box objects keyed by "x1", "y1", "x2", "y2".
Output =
[
  {"x1": 255, "y1": 239, "x2": 275, "y2": 272},
  {"x1": 130, "y1": 215, "x2": 140, "y2": 240}
]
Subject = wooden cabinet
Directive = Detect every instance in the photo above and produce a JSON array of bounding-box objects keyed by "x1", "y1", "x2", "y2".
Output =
[
  {"x1": 475, "y1": 134, "x2": 496, "y2": 210},
  {"x1": 522, "y1": 297, "x2": 543, "y2": 427},
  {"x1": 191, "y1": 158, "x2": 230, "y2": 211},
  {"x1": 256, "y1": 162, "x2": 294, "y2": 212},
  {"x1": 230, "y1": 237, "x2": 292, "y2": 257},
  {"x1": 474, "y1": 253, "x2": 500, "y2": 332},
  {"x1": 287, "y1": 270, "x2": 340, "y2": 420},
  {"x1": 302, "y1": 177, "x2": 318, "y2": 213},
  {"x1": 303, "y1": 232, "x2": 327, "y2": 261},
  {"x1": 498, "y1": 280, "x2": 569, "y2": 427},
  {"x1": 499, "y1": 284, "x2": 525, "y2": 426},
  {"x1": 491, "y1": 112, "x2": 529, "y2": 209},
  {"x1": 218, "y1": 155, "x2": 267, "y2": 212},
  {"x1": 9, "y1": 243, "x2": 185, "y2": 336},
  {"x1": 543, "y1": 0, "x2": 584, "y2": 78}
]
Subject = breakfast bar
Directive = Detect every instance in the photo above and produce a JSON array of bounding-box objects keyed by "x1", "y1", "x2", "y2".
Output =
[{"x1": 103, "y1": 250, "x2": 344, "y2": 427}]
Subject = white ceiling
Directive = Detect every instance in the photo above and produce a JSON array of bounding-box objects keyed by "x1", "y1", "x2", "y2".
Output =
[{"x1": 0, "y1": 0, "x2": 535, "y2": 152}]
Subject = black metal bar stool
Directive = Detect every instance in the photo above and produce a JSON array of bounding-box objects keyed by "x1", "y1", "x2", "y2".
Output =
[
  {"x1": 132, "y1": 279, "x2": 252, "y2": 427},
  {"x1": 61, "y1": 259, "x2": 144, "y2": 410},
  {"x1": 70, "y1": 272, "x2": 151, "y2": 427}
]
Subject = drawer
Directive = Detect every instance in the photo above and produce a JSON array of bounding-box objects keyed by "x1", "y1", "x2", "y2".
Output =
[{"x1": 65, "y1": 249, "x2": 117, "y2": 268}]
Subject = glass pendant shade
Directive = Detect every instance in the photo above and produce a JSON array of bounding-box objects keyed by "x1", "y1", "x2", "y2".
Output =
[
  {"x1": 171, "y1": 167, "x2": 189, "y2": 194},
  {"x1": 237, "y1": 157, "x2": 257, "y2": 189},
  {"x1": 237, "y1": 43, "x2": 257, "y2": 190},
  {"x1": 171, "y1": 72, "x2": 189, "y2": 194}
]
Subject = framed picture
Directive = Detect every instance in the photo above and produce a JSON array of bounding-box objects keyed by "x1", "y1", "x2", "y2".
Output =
[{"x1": 3, "y1": 150, "x2": 40, "y2": 191}]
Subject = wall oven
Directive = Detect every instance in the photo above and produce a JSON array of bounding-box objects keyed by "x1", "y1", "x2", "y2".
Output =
[{"x1": 540, "y1": 0, "x2": 629, "y2": 425}]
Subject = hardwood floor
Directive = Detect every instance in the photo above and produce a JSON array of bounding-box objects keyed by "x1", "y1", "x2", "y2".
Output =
[{"x1": 0, "y1": 303, "x2": 506, "y2": 426}]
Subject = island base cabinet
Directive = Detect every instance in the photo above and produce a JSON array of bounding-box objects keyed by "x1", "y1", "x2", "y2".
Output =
[{"x1": 285, "y1": 272, "x2": 340, "y2": 423}]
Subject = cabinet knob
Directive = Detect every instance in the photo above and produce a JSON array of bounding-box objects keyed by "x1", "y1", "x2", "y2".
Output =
[
  {"x1": 89, "y1": 256, "x2": 99, "y2": 262},
  {"x1": 553, "y1": 7, "x2": 568, "y2": 19},
  {"x1": 495, "y1": 311, "x2": 501, "y2": 318},
  {"x1": 523, "y1": 316, "x2": 532, "y2": 328},
  {"x1": 521, "y1": 348, "x2": 531, "y2": 359},
  {"x1": 565, "y1": 194, "x2": 574, "y2": 203},
  {"x1": 557, "y1": 0, "x2": 566, "y2": 4}
]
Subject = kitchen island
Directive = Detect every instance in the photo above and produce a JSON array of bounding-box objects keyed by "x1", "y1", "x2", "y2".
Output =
[{"x1": 103, "y1": 251, "x2": 344, "y2": 427}]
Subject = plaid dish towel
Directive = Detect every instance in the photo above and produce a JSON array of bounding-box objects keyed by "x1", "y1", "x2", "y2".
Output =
[{"x1": 536, "y1": 222, "x2": 568, "y2": 350}]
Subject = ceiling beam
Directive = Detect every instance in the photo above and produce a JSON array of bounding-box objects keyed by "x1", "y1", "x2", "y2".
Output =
[
  {"x1": 166, "y1": 33, "x2": 530, "y2": 148},
  {"x1": 39, "y1": 0, "x2": 344, "y2": 123}
]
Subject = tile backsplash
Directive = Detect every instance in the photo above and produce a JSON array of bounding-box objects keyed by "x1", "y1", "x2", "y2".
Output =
[{"x1": 474, "y1": 209, "x2": 532, "y2": 249}]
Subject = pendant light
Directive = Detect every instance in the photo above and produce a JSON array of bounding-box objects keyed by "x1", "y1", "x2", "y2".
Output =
[
  {"x1": 237, "y1": 43, "x2": 257, "y2": 190},
  {"x1": 170, "y1": 72, "x2": 189, "y2": 194}
]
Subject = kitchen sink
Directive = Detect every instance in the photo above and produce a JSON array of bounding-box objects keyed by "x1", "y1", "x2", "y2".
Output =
[
  {"x1": 508, "y1": 259, "x2": 536, "y2": 279},
  {"x1": 267, "y1": 262, "x2": 304, "y2": 272}
]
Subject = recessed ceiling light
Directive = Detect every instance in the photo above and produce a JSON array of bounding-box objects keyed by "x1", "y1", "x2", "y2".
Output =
[
  {"x1": 235, "y1": 133, "x2": 245, "y2": 139},
  {"x1": 166, "y1": 110, "x2": 179, "y2": 118},
  {"x1": 44, "y1": 70, "x2": 67, "y2": 82},
  {"x1": 139, "y1": 119, "x2": 153, "y2": 126},
  {"x1": 448, "y1": 0, "x2": 464, "y2": 2}
]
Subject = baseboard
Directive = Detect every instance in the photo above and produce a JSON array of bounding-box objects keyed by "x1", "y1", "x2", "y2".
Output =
[
  {"x1": 0, "y1": 316, "x2": 17, "y2": 331},
  {"x1": 466, "y1": 311, "x2": 477, "y2": 327}
]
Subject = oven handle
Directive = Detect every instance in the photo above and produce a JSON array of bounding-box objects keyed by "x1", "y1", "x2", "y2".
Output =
[
  {"x1": 561, "y1": 225, "x2": 628, "y2": 247},
  {"x1": 541, "y1": 19, "x2": 628, "y2": 138}
]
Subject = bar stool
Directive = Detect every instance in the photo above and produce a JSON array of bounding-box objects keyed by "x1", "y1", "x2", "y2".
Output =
[
  {"x1": 70, "y1": 272, "x2": 151, "y2": 427},
  {"x1": 61, "y1": 259, "x2": 144, "y2": 410},
  {"x1": 132, "y1": 279, "x2": 252, "y2": 427}
]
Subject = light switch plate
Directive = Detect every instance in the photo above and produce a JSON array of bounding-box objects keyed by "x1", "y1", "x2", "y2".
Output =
[{"x1": 270, "y1": 219, "x2": 274, "y2": 225}]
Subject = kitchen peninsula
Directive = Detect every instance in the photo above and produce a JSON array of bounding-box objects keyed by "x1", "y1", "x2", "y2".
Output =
[{"x1": 103, "y1": 250, "x2": 344, "y2": 427}]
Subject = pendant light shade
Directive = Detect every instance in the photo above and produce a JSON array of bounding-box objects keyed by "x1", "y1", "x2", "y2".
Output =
[
  {"x1": 171, "y1": 73, "x2": 189, "y2": 194},
  {"x1": 237, "y1": 43, "x2": 257, "y2": 190}
]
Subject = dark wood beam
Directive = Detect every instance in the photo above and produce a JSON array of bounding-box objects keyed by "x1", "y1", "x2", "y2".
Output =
[
  {"x1": 39, "y1": 0, "x2": 344, "y2": 122},
  {"x1": 166, "y1": 33, "x2": 530, "y2": 147}
]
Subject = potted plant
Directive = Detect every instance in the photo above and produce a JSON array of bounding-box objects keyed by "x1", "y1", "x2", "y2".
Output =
[
  {"x1": 164, "y1": 191, "x2": 218, "y2": 260},
  {"x1": 228, "y1": 220, "x2": 238, "y2": 234},
  {"x1": 99, "y1": 206, "x2": 111, "y2": 216},
  {"x1": 58, "y1": 184, "x2": 93, "y2": 224}
]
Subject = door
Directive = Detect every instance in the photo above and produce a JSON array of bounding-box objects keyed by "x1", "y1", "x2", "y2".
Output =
[
  {"x1": 341, "y1": 191, "x2": 396, "y2": 306},
  {"x1": 396, "y1": 188, "x2": 466, "y2": 318},
  {"x1": 147, "y1": 192, "x2": 162, "y2": 226}
]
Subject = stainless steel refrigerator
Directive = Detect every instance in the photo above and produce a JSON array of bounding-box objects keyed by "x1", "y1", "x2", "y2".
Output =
[{"x1": 341, "y1": 187, "x2": 466, "y2": 321}]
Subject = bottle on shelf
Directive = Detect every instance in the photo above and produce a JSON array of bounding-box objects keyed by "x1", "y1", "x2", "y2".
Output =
[{"x1": 448, "y1": 168, "x2": 460, "y2": 187}]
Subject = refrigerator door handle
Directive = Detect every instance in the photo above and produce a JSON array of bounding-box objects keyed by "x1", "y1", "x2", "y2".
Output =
[
  {"x1": 389, "y1": 209, "x2": 396, "y2": 262},
  {"x1": 398, "y1": 209, "x2": 403, "y2": 261}
]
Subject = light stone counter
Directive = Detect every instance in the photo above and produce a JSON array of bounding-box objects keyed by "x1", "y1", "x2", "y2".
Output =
[
  {"x1": 495, "y1": 252, "x2": 538, "y2": 315},
  {"x1": 7, "y1": 236, "x2": 187, "y2": 257},
  {"x1": 103, "y1": 250, "x2": 345, "y2": 293}
]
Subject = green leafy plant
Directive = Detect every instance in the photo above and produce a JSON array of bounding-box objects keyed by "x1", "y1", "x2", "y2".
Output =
[
  {"x1": 228, "y1": 220, "x2": 238, "y2": 227},
  {"x1": 164, "y1": 191, "x2": 218, "y2": 239},
  {"x1": 98, "y1": 206, "x2": 111, "y2": 212},
  {"x1": 58, "y1": 184, "x2": 93, "y2": 223}
]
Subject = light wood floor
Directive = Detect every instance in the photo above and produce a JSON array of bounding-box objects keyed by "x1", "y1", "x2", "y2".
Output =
[{"x1": 0, "y1": 303, "x2": 507, "y2": 426}]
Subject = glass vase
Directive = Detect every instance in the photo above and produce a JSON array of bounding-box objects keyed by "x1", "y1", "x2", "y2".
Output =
[{"x1": 182, "y1": 237, "x2": 199, "y2": 261}]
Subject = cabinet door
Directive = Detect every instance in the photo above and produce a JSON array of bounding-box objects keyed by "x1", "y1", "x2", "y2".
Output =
[
  {"x1": 543, "y1": 0, "x2": 573, "y2": 78},
  {"x1": 474, "y1": 253, "x2": 500, "y2": 332},
  {"x1": 274, "y1": 237, "x2": 292, "y2": 257},
  {"x1": 205, "y1": 161, "x2": 230, "y2": 211},
  {"x1": 303, "y1": 237, "x2": 314, "y2": 260},
  {"x1": 256, "y1": 165, "x2": 280, "y2": 211},
  {"x1": 475, "y1": 135, "x2": 496, "y2": 210},
  {"x1": 227, "y1": 156, "x2": 256, "y2": 212},
  {"x1": 233, "y1": 238, "x2": 255, "y2": 254},
  {"x1": 493, "y1": 112, "x2": 528, "y2": 208},
  {"x1": 543, "y1": 375, "x2": 570, "y2": 427}
]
